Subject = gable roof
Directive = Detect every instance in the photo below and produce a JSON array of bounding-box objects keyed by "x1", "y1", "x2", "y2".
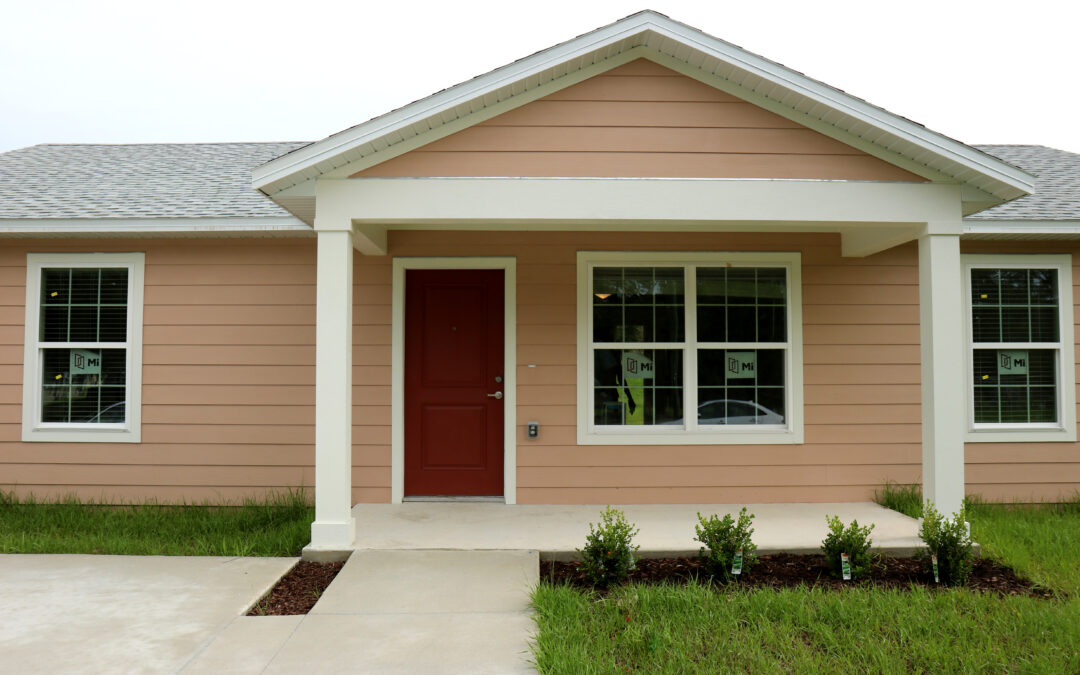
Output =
[{"x1": 251, "y1": 10, "x2": 1033, "y2": 213}]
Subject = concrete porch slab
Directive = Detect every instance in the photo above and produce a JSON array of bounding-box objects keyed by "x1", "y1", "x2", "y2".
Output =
[{"x1": 351, "y1": 502, "x2": 923, "y2": 559}]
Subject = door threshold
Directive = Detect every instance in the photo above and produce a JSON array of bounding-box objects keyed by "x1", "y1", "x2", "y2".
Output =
[{"x1": 403, "y1": 496, "x2": 506, "y2": 503}]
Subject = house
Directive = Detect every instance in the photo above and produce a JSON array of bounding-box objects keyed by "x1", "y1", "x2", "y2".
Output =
[{"x1": 2, "y1": 11, "x2": 1079, "y2": 553}]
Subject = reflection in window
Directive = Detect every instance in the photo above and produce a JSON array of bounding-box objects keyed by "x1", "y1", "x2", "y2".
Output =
[
  {"x1": 593, "y1": 349, "x2": 682, "y2": 425},
  {"x1": 590, "y1": 264, "x2": 789, "y2": 429}
]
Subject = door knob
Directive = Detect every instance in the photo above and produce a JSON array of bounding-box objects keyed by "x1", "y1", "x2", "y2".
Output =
[{"x1": 487, "y1": 391, "x2": 503, "y2": 400}]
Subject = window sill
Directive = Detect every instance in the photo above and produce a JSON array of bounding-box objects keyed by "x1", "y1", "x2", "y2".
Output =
[
  {"x1": 22, "y1": 426, "x2": 141, "y2": 443},
  {"x1": 578, "y1": 428, "x2": 803, "y2": 445},
  {"x1": 965, "y1": 426, "x2": 1076, "y2": 443}
]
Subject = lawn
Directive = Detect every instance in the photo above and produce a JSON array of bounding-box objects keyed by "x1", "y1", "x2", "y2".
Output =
[
  {"x1": 0, "y1": 489, "x2": 313, "y2": 556},
  {"x1": 531, "y1": 491, "x2": 1080, "y2": 673}
]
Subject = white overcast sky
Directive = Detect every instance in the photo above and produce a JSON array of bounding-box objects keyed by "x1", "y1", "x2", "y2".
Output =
[{"x1": 2, "y1": 0, "x2": 1078, "y2": 154}]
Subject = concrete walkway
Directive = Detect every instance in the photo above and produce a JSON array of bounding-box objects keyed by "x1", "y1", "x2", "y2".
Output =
[
  {"x1": 184, "y1": 550, "x2": 537, "y2": 674},
  {"x1": 350, "y1": 502, "x2": 923, "y2": 559},
  {"x1": 0, "y1": 555, "x2": 294, "y2": 674}
]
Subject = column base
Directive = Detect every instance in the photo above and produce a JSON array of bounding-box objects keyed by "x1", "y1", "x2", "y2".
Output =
[{"x1": 309, "y1": 516, "x2": 356, "y2": 552}]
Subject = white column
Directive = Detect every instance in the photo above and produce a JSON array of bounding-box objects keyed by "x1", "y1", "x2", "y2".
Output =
[
  {"x1": 918, "y1": 232, "x2": 966, "y2": 516},
  {"x1": 309, "y1": 228, "x2": 356, "y2": 549}
]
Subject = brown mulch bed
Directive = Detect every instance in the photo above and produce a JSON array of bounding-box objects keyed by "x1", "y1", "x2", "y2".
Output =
[
  {"x1": 248, "y1": 561, "x2": 345, "y2": 615},
  {"x1": 542, "y1": 554, "x2": 1054, "y2": 598}
]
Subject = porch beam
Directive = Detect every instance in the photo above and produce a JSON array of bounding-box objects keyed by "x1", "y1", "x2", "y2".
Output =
[
  {"x1": 308, "y1": 226, "x2": 356, "y2": 552},
  {"x1": 316, "y1": 178, "x2": 962, "y2": 228},
  {"x1": 918, "y1": 230, "x2": 966, "y2": 517}
]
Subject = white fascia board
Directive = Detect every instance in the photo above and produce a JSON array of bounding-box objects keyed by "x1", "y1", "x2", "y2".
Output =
[
  {"x1": 252, "y1": 10, "x2": 1032, "y2": 201},
  {"x1": 646, "y1": 20, "x2": 1034, "y2": 197},
  {"x1": 0, "y1": 216, "x2": 312, "y2": 234},
  {"x1": 251, "y1": 18, "x2": 656, "y2": 192},
  {"x1": 321, "y1": 177, "x2": 961, "y2": 226},
  {"x1": 962, "y1": 220, "x2": 1080, "y2": 236}
]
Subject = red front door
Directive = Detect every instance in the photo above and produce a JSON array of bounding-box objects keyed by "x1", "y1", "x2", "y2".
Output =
[{"x1": 404, "y1": 269, "x2": 504, "y2": 497}]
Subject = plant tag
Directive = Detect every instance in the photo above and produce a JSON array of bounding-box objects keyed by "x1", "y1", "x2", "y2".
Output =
[
  {"x1": 841, "y1": 552, "x2": 852, "y2": 580},
  {"x1": 931, "y1": 554, "x2": 940, "y2": 583},
  {"x1": 731, "y1": 548, "x2": 744, "y2": 576}
]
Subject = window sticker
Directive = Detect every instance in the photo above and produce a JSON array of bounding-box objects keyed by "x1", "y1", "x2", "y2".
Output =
[
  {"x1": 997, "y1": 350, "x2": 1029, "y2": 376},
  {"x1": 70, "y1": 349, "x2": 102, "y2": 376},
  {"x1": 621, "y1": 352, "x2": 654, "y2": 380},
  {"x1": 725, "y1": 351, "x2": 757, "y2": 381}
]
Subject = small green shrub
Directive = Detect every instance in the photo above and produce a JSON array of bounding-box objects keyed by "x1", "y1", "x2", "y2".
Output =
[
  {"x1": 918, "y1": 502, "x2": 974, "y2": 586},
  {"x1": 821, "y1": 515, "x2": 874, "y2": 580},
  {"x1": 578, "y1": 506, "x2": 640, "y2": 589},
  {"x1": 694, "y1": 507, "x2": 758, "y2": 582}
]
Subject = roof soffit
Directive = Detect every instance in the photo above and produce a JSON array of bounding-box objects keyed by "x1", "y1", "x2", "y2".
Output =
[{"x1": 252, "y1": 11, "x2": 1033, "y2": 210}]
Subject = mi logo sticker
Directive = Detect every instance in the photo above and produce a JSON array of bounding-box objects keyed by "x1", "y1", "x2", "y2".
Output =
[
  {"x1": 726, "y1": 352, "x2": 757, "y2": 381},
  {"x1": 997, "y1": 350, "x2": 1028, "y2": 376}
]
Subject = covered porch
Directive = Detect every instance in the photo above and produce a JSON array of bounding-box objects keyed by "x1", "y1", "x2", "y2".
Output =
[{"x1": 304, "y1": 178, "x2": 970, "y2": 555}]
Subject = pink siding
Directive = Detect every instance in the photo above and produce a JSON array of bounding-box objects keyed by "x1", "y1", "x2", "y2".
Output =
[
  {"x1": 0, "y1": 238, "x2": 319, "y2": 503},
  {"x1": 353, "y1": 59, "x2": 925, "y2": 182},
  {"x1": 4, "y1": 233, "x2": 1074, "y2": 504},
  {"x1": 360, "y1": 230, "x2": 925, "y2": 504}
]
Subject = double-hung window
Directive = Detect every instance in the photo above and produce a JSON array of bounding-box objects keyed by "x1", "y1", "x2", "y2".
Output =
[
  {"x1": 963, "y1": 254, "x2": 1076, "y2": 442},
  {"x1": 577, "y1": 252, "x2": 803, "y2": 445},
  {"x1": 22, "y1": 253, "x2": 144, "y2": 442}
]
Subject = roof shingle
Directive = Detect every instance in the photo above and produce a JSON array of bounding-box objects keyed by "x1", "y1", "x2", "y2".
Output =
[
  {"x1": 0, "y1": 142, "x2": 308, "y2": 220},
  {"x1": 972, "y1": 145, "x2": 1080, "y2": 220}
]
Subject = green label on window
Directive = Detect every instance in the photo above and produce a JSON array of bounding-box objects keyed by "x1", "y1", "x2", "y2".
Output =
[
  {"x1": 997, "y1": 350, "x2": 1029, "y2": 376},
  {"x1": 726, "y1": 352, "x2": 756, "y2": 381},
  {"x1": 70, "y1": 349, "x2": 101, "y2": 376}
]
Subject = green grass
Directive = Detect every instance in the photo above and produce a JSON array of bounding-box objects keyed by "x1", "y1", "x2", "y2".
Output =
[
  {"x1": 873, "y1": 481, "x2": 924, "y2": 519},
  {"x1": 532, "y1": 492, "x2": 1080, "y2": 673},
  {"x1": 0, "y1": 489, "x2": 314, "y2": 556}
]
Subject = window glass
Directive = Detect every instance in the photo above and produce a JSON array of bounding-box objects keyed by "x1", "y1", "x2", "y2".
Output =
[
  {"x1": 969, "y1": 265, "x2": 1063, "y2": 427},
  {"x1": 972, "y1": 348, "x2": 1056, "y2": 423},
  {"x1": 593, "y1": 349, "x2": 683, "y2": 425},
  {"x1": 37, "y1": 267, "x2": 129, "y2": 424},
  {"x1": 970, "y1": 268, "x2": 1058, "y2": 343},
  {"x1": 697, "y1": 349, "x2": 785, "y2": 425},
  {"x1": 589, "y1": 263, "x2": 790, "y2": 431},
  {"x1": 39, "y1": 268, "x2": 129, "y2": 343},
  {"x1": 593, "y1": 267, "x2": 684, "y2": 342},
  {"x1": 697, "y1": 267, "x2": 787, "y2": 343}
]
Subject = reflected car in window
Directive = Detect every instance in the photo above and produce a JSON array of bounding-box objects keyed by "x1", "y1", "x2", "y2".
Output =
[
  {"x1": 81, "y1": 401, "x2": 125, "y2": 424},
  {"x1": 662, "y1": 399, "x2": 783, "y2": 426}
]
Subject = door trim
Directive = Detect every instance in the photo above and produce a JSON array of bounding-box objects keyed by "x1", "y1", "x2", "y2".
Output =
[{"x1": 391, "y1": 257, "x2": 517, "y2": 504}]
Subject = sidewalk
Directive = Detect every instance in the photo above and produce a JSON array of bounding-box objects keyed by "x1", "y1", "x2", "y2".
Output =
[
  {"x1": 0, "y1": 555, "x2": 293, "y2": 674},
  {"x1": 183, "y1": 550, "x2": 537, "y2": 674}
]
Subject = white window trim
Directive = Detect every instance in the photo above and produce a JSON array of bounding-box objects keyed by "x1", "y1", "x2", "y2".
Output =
[
  {"x1": 962, "y1": 253, "x2": 1076, "y2": 443},
  {"x1": 576, "y1": 251, "x2": 804, "y2": 445},
  {"x1": 21, "y1": 252, "x2": 144, "y2": 443}
]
